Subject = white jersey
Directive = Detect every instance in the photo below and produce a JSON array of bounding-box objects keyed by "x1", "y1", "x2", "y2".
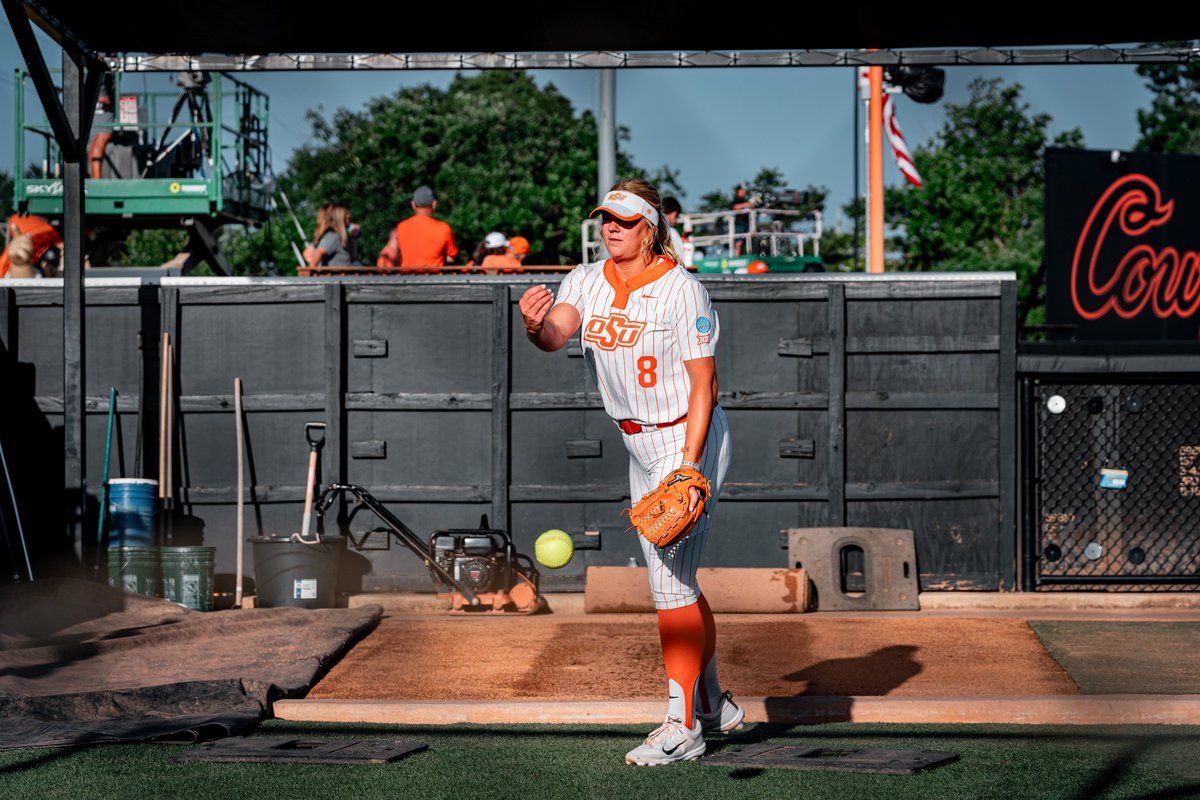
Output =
[{"x1": 555, "y1": 258, "x2": 718, "y2": 424}]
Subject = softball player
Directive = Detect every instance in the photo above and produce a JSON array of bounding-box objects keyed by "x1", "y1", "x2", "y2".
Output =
[{"x1": 520, "y1": 179, "x2": 742, "y2": 766}]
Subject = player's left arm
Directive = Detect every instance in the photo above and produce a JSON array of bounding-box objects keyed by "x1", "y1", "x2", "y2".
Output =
[{"x1": 680, "y1": 356, "x2": 717, "y2": 510}]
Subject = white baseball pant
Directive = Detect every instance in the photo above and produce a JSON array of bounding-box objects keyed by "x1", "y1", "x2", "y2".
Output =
[{"x1": 622, "y1": 405, "x2": 731, "y2": 609}]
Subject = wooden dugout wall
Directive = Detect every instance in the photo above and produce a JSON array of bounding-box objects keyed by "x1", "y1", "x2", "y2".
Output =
[{"x1": 0, "y1": 273, "x2": 1017, "y2": 593}]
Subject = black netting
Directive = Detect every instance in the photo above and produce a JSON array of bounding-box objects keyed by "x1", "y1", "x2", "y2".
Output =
[{"x1": 1035, "y1": 381, "x2": 1200, "y2": 590}]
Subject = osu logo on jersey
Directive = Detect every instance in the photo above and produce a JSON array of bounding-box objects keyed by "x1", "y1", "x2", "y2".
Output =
[{"x1": 583, "y1": 312, "x2": 647, "y2": 351}]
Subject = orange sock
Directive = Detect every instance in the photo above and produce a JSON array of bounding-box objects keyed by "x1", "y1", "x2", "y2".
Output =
[
  {"x1": 696, "y1": 593, "x2": 719, "y2": 713},
  {"x1": 657, "y1": 602, "x2": 707, "y2": 727}
]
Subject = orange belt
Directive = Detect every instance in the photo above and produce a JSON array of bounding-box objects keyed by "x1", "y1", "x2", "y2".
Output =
[{"x1": 615, "y1": 415, "x2": 687, "y2": 435}]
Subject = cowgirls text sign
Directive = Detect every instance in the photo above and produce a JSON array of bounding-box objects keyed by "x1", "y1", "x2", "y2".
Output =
[{"x1": 1045, "y1": 147, "x2": 1200, "y2": 341}]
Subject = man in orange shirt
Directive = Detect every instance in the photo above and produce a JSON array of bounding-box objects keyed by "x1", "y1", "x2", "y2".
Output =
[
  {"x1": 394, "y1": 185, "x2": 458, "y2": 271},
  {"x1": 1, "y1": 214, "x2": 64, "y2": 278},
  {"x1": 508, "y1": 236, "x2": 530, "y2": 264}
]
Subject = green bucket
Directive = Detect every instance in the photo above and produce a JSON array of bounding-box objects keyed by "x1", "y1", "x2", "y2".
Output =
[
  {"x1": 108, "y1": 546, "x2": 159, "y2": 597},
  {"x1": 160, "y1": 546, "x2": 216, "y2": 611}
]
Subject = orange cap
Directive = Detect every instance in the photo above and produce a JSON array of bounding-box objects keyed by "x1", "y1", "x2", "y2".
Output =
[{"x1": 508, "y1": 236, "x2": 530, "y2": 255}]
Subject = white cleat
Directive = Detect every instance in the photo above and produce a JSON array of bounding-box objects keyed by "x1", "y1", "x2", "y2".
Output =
[
  {"x1": 624, "y1": 716, "x2": 706, "y2": 766},
  {"x1": 696, "y1": 690, "x2": 745, "y2": 734}
]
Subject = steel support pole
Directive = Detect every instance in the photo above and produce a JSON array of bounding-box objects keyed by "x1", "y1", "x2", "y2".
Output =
[
  {"x1": 1020, "y1": 377, "x2": 1039, "y2": 591},
  {"x1": 62, "y1": 47, "x2": 88, "y2": 564},
  {"x1": 598, "y1": 69, "x2": 616, "y2": 199}
]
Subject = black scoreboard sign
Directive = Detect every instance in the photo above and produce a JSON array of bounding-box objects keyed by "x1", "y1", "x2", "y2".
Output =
[{"x1": 1045, "y1": 147, "x2": 1200, "y2": 341}]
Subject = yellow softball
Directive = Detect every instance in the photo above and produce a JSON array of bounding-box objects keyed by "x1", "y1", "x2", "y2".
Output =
[{"x1": 535, "y1": 529, "x2": 574, "y2": 569}]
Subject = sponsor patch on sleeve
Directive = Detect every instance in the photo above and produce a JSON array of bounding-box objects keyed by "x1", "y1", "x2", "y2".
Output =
[
  {"x1": 696, "y1": 333, "x2": 711, "y2": 345},
  {"x1": 695, "y1": 316, "x2": 712, "y2": 334}
]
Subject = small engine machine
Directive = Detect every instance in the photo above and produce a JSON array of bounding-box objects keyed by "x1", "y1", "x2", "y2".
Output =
[
  {"x1": 429, "y1": 519, "x2": 542, "y2": 613},
  {"x1": 315, "y1": 483, "x2": 544, "y2": 614}
]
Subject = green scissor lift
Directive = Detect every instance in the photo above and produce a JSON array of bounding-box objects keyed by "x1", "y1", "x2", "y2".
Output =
[{"x1": 13, "y1": 69, "x2": 272, "y2": 274}]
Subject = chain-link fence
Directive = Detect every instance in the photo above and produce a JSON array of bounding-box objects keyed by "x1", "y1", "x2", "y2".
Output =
[{"x1": 1033, "y1": 381, "x2": 1200, "y2": 590}]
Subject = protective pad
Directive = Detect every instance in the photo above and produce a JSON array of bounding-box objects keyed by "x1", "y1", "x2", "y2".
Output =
[{"x1": 783, "y1": 528, "x2": 920, "y2": 611}]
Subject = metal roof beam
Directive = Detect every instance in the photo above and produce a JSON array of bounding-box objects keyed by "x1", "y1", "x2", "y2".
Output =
[
  {"x1": 107, "y1": 46, "x2": 1200, "y2": 73},
  {"x1": 3, "y1": 0, "x2": 106, "y2": 162}
]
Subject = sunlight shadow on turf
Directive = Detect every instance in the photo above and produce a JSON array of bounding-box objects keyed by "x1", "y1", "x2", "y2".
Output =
[
  {"x1": 1069, "y1": 738, "x2": 1151, "y2": 800},
  {"x1": 1067, "y1": 737, "x2": 1200, "y2": 800},
  {"x1": 704, "y1": 724, "x2": 1200, "y2": 759},
  {"x1": 0, "y1": 744, "x2": 90, "y2": 775}
]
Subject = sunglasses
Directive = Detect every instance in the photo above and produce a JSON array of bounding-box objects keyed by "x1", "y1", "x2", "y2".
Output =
[{"x1": 598, "y1": 212, "x2": 645, "y2": 229}]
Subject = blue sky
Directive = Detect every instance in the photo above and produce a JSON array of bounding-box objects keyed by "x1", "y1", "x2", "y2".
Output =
[{"x1": 1, "y1": 26, "x2": 1156, "y2": 225}]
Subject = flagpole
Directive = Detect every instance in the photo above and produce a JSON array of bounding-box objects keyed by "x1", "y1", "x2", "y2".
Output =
[{"x1": 868, "y1": 64, "x2": 885, "y2": 274}]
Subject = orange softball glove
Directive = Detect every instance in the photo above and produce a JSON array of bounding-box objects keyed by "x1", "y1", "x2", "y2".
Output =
[{"x1": 624, "y1": 466, "x2": 710, "y2": 550}]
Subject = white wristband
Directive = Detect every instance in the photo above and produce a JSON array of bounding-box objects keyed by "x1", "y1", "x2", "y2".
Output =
[{"x1": 681, "y1": 460, "x2": 701, "y2": 470}]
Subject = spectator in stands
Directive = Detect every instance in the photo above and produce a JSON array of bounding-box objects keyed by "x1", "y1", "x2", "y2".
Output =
[
  {"x1": 306, "y1": 204, "x2": 360, "y2": 268},
  {"x1": 393, "y1": 185, "x2": 458, "y2": 270},
  {"x1": 1, "y1": 214, "x2": 64, "y2": 278},
  {"x1": 480, "y1": 231, "x2": 521, "y2": 272},
  {"x1": 730, "y1": 184, "x2": 754, "y2": 256},
  {"x1": 662, "y1": 196, "x2": 686, "y2": 263},
  {"x1": 88, "y1": 74, "x2": 116, "y2": 180},
  {"x1": 508, "y1": 236, "x2": 531, "y2": 265},
  {"x1": 303, "y1": 204, "x2": 330, "y2": 264},
  {"x1": 377, "y1": 230, "x2": 401, "y2": 269}
]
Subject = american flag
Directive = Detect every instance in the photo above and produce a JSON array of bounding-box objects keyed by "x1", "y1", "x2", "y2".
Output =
[
  {"x1": 862, "y1": 68, "x2": 924, "y2": 188},
  {"x1": 883, "y1": 94, "x2": 923, "y2": 188}
]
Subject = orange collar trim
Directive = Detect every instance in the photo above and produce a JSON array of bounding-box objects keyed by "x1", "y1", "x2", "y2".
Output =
[{"x1": 603, "y1": 257, "x2": 677, "y2": 310}]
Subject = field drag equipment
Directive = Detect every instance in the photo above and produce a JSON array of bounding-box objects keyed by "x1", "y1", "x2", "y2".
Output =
[{"x1": 316, "y1": 484, "x2": 546, "y2": 614}]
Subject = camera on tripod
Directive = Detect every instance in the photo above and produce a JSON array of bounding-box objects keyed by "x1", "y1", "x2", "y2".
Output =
[{"x1": 747, "y1": 187, "x2": 815, "y2": 212}]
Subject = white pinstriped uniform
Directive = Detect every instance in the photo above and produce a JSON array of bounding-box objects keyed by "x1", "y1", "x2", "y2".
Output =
[{"x1": 556, "y1": 258, "x2": 732, "y2": 609}]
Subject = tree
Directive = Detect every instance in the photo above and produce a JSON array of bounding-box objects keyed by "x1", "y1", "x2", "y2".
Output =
[
  {"x1": 0, "y1": 172, "x2": 14, "y2": 220},
  {"x1": 284, "y1": 71, "x2": 671, "y2": 265},
  {"x1": 1135, "y1": 41, "x2": 1200, "y2": 153},
  {"x1": 115, "y1": 229, "x2": 188, "y2": 267},
  {"x1": 884, "y1": 78, "x2": 1083, "y2": 327}
]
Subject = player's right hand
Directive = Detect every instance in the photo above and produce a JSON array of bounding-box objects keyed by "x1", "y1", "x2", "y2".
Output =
[{"x1": 519, "y1": 284, "x2": 553, "y2": 334}]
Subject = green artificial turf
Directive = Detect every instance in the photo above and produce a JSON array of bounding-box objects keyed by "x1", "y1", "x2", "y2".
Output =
[{"x1": 2, "y1": 721, "x2": 1199, "y2": 800}]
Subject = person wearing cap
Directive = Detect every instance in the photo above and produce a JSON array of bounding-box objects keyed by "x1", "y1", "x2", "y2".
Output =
[
  {"x1": 518, "y1": 179, "x2": 737, "y2": 766},
  {"x1": 1, "y1": 214, "x2": 64, "y2": 278},
  {"x1": 479, "y1": 231, "x2": 521, "y2": 272},
  {"x1": 507, "y1": 236, "x2": 531, "y2": 264},
  {"x1": 393, "y1": 185, "x2": 459, "y2": 270}
]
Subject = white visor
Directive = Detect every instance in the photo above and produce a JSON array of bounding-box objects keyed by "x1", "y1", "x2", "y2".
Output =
[{"x1": 590, "y1": 190, "x2": 659, "y2": 228}]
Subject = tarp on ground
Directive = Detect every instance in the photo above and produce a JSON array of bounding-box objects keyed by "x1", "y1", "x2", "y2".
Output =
[{"x1": 0, "y1": 578, "x2": 381, "y2": 750}]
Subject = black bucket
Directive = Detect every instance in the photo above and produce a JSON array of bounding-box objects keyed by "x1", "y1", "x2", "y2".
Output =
[{"x1": 250, "y1": 535, "x2": 344, "y2": 609}]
